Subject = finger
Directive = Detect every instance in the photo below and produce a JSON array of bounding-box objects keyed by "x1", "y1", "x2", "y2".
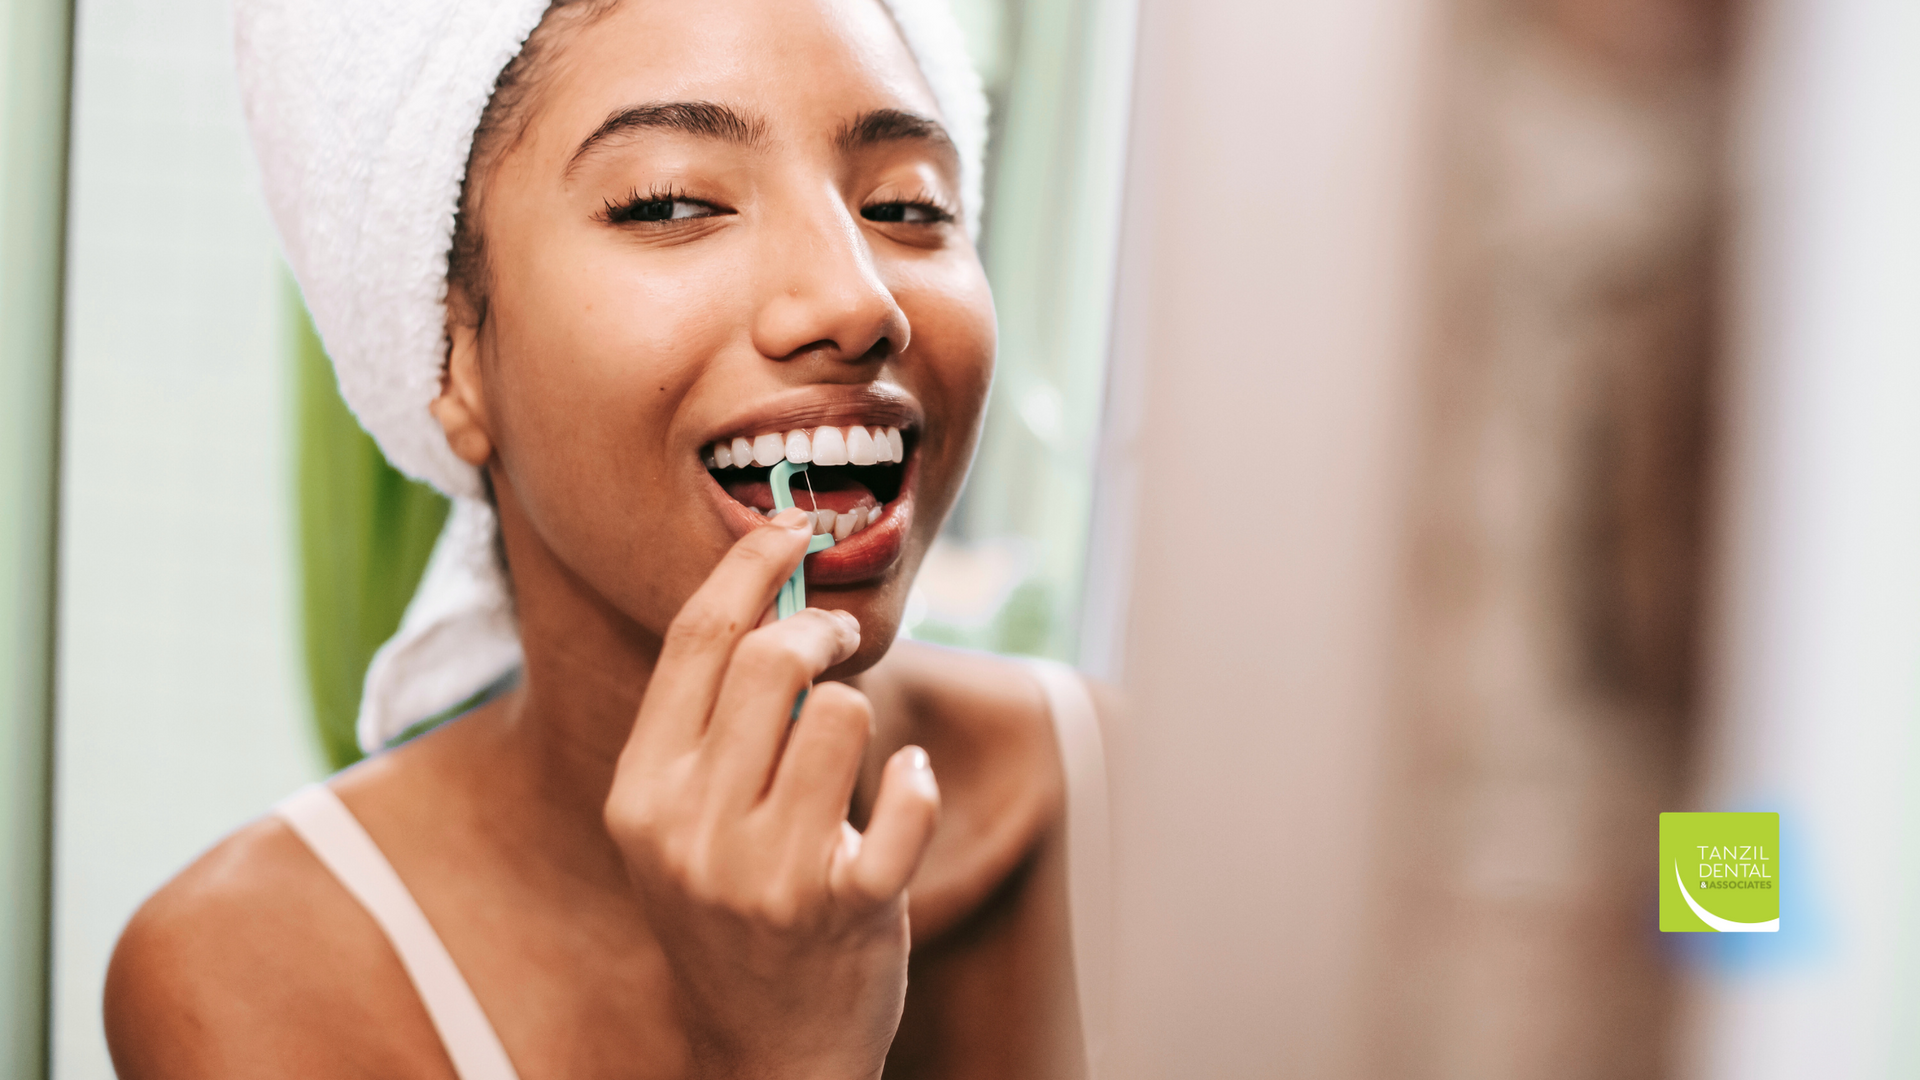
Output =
[
  {"x1": 832, "y1": 746, "x2": 939, "y2": 908},
  {"x1": 701, "y1": 609, "x2": 861, "y2": 810},
  {"x1": 765, "y1": 681, "x2": 874, "y2": 837},
  {"x1": 623, "y1": 510, "x2": 812, "y2": 763}
]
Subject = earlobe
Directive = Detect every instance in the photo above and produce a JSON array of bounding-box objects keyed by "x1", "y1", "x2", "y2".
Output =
[{"x1": 433, "y1": 281, "x2": 496, "y2": 467}]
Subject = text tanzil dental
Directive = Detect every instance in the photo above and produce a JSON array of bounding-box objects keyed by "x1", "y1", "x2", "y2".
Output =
[{"x1": 1695, "y1": 844, "x2": 1772, "y2": 879}]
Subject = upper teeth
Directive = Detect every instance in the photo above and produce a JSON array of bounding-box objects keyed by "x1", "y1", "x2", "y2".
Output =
[{"x1": 707, "y1": 425, "x2": 905, "y2": 469}]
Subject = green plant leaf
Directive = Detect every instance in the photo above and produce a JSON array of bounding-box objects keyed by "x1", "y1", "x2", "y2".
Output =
[{"x1": 291, "y1": 281, "x2": 448, "y2": 770}]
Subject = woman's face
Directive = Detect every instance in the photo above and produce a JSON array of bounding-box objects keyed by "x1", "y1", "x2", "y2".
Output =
[{"x1": 445, "y1": 0, "x2": 994, "y2": 672}]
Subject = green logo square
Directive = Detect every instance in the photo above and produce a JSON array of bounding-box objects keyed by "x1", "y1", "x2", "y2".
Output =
[{"x1": 1659, "y1": 812, "x2": 1779, "y2": 932}]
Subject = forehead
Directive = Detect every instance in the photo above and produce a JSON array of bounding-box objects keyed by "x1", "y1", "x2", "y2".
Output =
[{"x1": 535, "y1": 0, "x2": 942, "y2": 144}]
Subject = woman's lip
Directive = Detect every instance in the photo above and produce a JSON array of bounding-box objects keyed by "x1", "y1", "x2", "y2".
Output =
[
  {"x1": 803, "y1": 496, "x2": 913, "y2": 585},
  {"x1": 704, "y1": 452, "x2": 919, "y2": 587}
]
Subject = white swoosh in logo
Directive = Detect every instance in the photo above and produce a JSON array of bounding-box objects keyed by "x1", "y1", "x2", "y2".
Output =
[{"x1": 1674, "y1": 860, "x2": 1779, "y2": 932}]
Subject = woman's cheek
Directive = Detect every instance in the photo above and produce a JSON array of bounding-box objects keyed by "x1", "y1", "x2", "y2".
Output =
[{"x1": 897, "y1": 261, "x2": 995, "y2": 387}]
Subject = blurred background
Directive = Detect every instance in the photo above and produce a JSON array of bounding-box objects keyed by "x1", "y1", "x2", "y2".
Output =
[{"x1": 1, "y1": 0, "x2": 1916, "y2": 1075}]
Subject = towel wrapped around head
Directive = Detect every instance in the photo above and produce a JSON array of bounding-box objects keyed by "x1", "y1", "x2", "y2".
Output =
[{"x1": 234, "y1": 0, "x2": 988, "y2": 754}]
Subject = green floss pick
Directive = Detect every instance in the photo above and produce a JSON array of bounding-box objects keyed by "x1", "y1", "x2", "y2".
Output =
[
  {"x1": 769, "y1": 459, "x2": 835, "y2": 717},
  {"x1": 770, "y1": 459, "x2": 835, "y2": 617}
]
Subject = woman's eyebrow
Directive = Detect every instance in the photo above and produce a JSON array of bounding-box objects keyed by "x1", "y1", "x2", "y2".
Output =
[
  {"x1": 568, "y1": 101, "x2": 769, "y2": 170},
  {"x1": 835, "y1": 108, "x2": 958, "y2": 167}
]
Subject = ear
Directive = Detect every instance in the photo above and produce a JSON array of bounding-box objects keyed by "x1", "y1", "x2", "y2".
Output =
[{"x1": 431, "y1": 278, "x2": 495, "y2": 467}]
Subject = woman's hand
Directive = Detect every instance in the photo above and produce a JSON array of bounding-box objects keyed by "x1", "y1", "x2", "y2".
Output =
[{"x1": 604, "y1": 508, "x2": 940, "y2": 1080}]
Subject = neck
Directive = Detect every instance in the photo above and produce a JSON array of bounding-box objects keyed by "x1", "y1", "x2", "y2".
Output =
[{"x1": 484, "y1": 486, "x2": 667, "y2": 834}]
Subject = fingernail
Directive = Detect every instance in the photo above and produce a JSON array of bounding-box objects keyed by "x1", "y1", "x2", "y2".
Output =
[
  {"x1": 904, "y1": 746, "x2": 938, "y2": 799},
  {"x1": 772, "y1": 508, "x2": 810, "y2": 530}
]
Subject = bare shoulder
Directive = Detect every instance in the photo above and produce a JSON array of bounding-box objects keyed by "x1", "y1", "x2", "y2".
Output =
[
  {"x1": 867, "y1": 646, "x2": 1104, "y2": 1078},
  {"x1": 883, "y1": 639, "x2": 1051, "y2": 717},
  {"x1": 868, "y1": 640, "x2": 1117, "y2": 764},
  {"x1": 858, "y1": 643, "x2": 1078, "y2": 941},
  {"x1": 104, "y1": 803, "x2": 452, "y2": 1080},
  {"x1": 864, "y1": 642, "x2": 1063, "y2": 790}
]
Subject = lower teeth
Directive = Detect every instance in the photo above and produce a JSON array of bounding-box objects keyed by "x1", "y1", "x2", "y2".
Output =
[{"x1": 763, "y1": 504, "x2": 880, "y2": 539}]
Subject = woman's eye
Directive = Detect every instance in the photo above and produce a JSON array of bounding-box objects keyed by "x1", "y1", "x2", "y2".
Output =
[
  {"x1": 863, "y1": 202, "x2": 951, "y2": 225},
  {"x1": 611, "y1": 197, "x2": 721, "y2": 224}
]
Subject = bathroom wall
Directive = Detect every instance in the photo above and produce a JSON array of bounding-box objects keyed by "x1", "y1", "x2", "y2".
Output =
[{"x1": 49, "y1": 0, "x2": 321, "y2": 1073}]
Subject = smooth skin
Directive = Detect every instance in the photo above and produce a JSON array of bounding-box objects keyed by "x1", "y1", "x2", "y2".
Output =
[{"x1": 103, "y1": 0, "x2": 1090, "y2": 1077}]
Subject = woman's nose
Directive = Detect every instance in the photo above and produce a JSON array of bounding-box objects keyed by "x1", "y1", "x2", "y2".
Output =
[{"x1": 750, "y1": 193, "x2": 910, "y2": 366}]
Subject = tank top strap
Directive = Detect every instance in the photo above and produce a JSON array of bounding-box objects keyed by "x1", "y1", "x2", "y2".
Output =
[
  {"x1": 275, "y1": 784, "x2": 520, "y2": 1080},
  {"x1": 1026, "y1": 659, "x2": 1112, "y2": 1077}
]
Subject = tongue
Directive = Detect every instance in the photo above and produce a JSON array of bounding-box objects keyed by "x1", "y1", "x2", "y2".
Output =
[{"x1": 723, "y1": 472, "x2": 876, "y2": 513}]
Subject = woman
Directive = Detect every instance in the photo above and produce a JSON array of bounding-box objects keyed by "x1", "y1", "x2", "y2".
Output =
[{"x1": 101, "y1": 0, "x2": 1107, "y2": 1076}]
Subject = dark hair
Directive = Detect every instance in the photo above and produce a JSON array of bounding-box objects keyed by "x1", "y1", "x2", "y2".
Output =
[{"x1": 447, "y1": 0, "x2": 620, "y2": 323}]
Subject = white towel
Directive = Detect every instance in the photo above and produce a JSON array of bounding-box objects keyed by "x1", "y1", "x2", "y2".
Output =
[{"x1": 235, "y1": 0, "x2": 988, "y2": 753}]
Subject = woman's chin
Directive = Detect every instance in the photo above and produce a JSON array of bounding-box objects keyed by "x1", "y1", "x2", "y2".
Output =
[{"x1": 821, "y1": 603, "x2": 907, "y2": 680}]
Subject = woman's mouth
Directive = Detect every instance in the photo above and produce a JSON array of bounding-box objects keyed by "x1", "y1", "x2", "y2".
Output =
[{"x1": 702, "y1": 423, "x2": 915, "y2": 585}]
